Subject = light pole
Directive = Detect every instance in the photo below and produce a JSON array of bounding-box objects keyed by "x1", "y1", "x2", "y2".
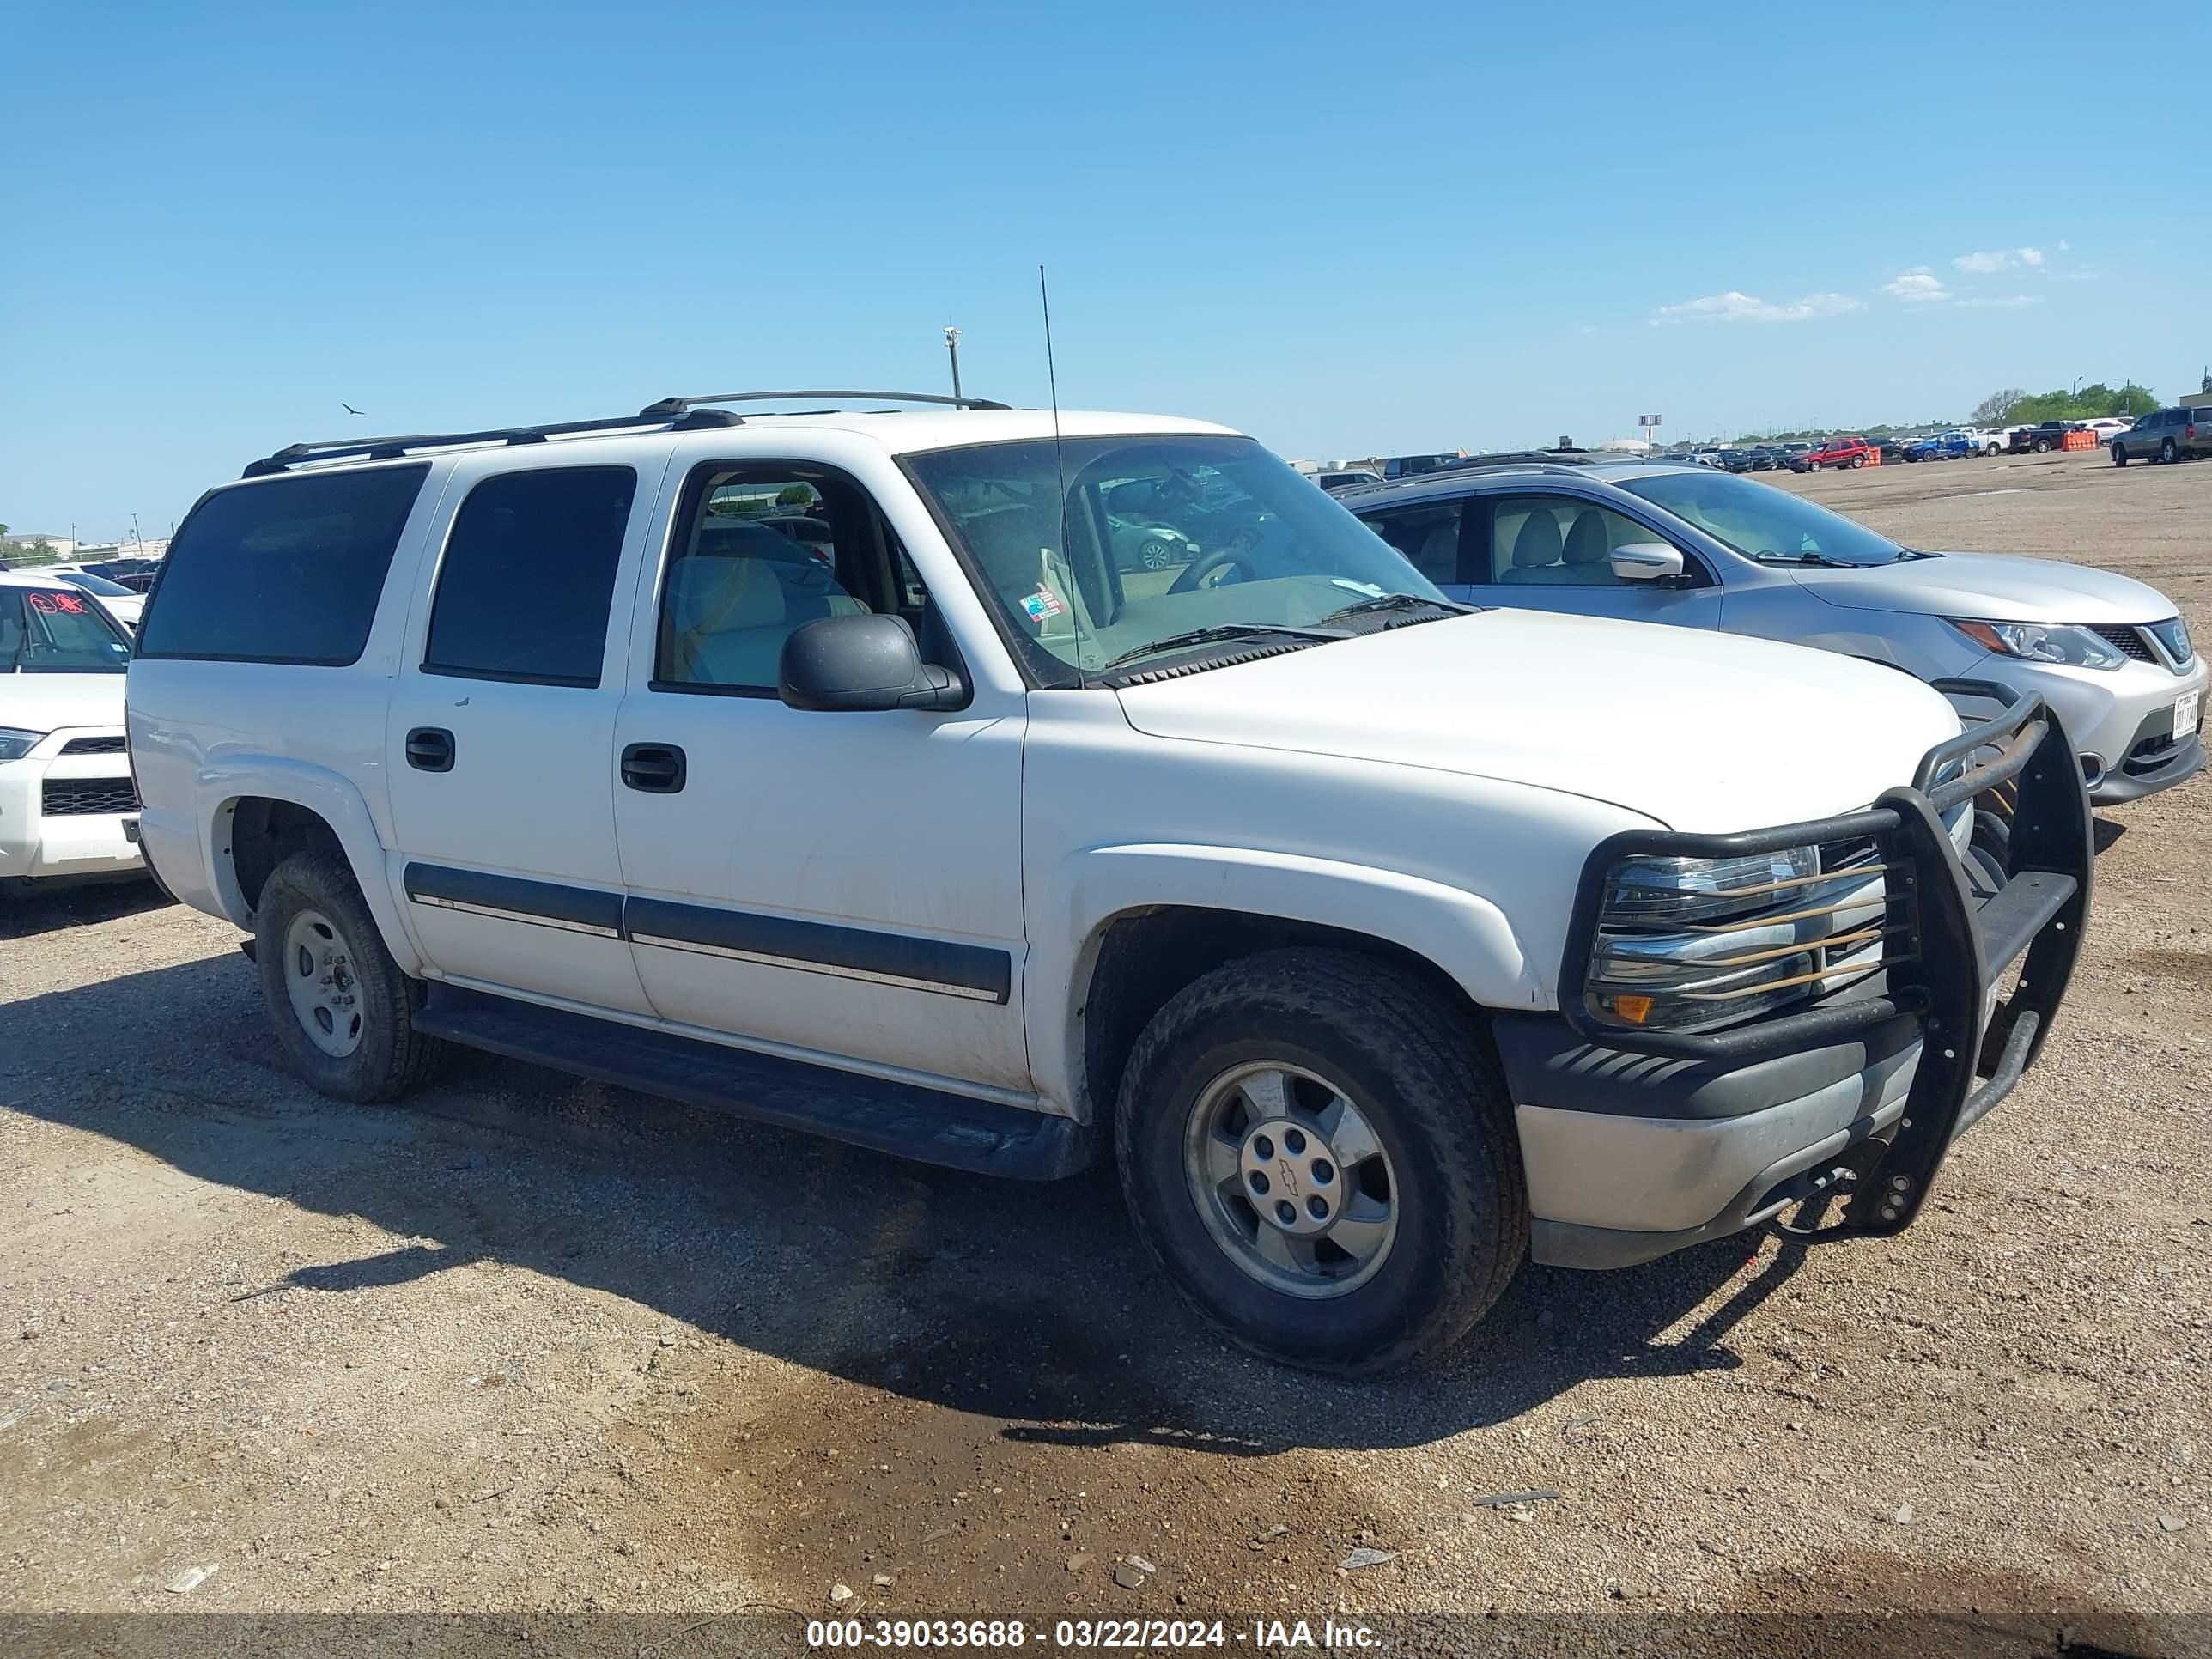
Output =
[{"x1": 944, "y1": 325, "x2": 963, "y2": 404}]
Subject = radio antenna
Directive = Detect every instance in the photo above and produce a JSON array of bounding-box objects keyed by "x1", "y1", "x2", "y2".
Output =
[{"x1": 1039, "y1": 264, "x2": 1085, "y2": 684}]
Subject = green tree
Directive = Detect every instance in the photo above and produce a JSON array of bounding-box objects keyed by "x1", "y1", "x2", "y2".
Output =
[
  {"x1": 775, "y1": 483, "x2": 815, "y2": 507},
  {"x1": 2, "y1": 537, "x2": 62, "y2": 565}
]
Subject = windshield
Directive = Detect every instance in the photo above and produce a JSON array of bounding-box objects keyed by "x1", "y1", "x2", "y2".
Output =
[
  {"x1": 53, "y1": 570, "x2": 136, "y2": 597},
  {"x1": 1620, "y1": 469, "x2": 1911, "y2": 567},
  {"x1": 3, "y1": 587, "x2": 133, "y2": 672},
  {"x1": 905, "y1": 434, "x2": 1443, "y2": 683}
]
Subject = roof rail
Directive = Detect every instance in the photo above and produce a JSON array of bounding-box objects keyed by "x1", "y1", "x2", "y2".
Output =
[
  {"x1": 240, "y1": 406, "x2": 743, "y2": 478},
  {"x1": 643, "y1": 389, "x2": 1011, "y2": 415},
  {"x1": 240, "y1": 390, "x2": 1011, "y2": 478}
]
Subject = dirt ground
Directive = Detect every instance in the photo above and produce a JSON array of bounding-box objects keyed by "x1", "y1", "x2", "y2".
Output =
[{"x1": 3, "y1": 448, "x2": 2209, "y2": 1656}]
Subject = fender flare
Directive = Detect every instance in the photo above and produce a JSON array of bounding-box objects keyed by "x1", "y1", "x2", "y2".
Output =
[
  {"x1": 200, "y1": 756, "x2": 424, "y2": 976},
  {"x1": 1028, "y1": 842, "x2": 1543, "y2": 1116}
]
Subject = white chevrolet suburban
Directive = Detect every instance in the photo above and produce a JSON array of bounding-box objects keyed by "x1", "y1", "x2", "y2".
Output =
[{"x1": 128, "y1": 392, "x2": 2094, "y2": 1374}]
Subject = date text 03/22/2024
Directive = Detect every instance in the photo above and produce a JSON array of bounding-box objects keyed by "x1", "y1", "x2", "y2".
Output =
[{"x1": 805, "y1": 1616, "x2": 1382, "y2": 1650}]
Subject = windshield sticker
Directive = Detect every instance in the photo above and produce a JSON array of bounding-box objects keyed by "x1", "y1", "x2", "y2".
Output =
[
  {"x1": 1330, "y1": 579, "x2": 1387, "y2": 598},
  {"x1": 1021, "y1": 586, "x2": 1066, "y2": 623}
]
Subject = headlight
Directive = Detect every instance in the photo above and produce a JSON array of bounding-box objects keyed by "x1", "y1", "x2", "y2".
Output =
[
  {"x1": 0, "y1": 726, "x2": 48, "y2": 761},
  {"x1": 1583, "y1": 842, "x2": 1891, "y2": 1033},
  {"x1": 1948, "y1": 619, "x2": 2125, "y2": 672}
]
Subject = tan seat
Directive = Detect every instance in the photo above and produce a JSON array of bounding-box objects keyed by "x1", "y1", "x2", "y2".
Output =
[
  {"x1": 1559, "y1": 510, "x2": 1620, "y2": 583},
  {"x1": 1498, "y1": 510, "x2": 1573, "y2": 585},
  {"x1": 665, "y1": 554, "x2": 869, "y2": 688}
]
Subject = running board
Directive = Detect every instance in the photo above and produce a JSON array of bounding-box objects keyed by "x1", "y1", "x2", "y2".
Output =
[{"x1": 411, "y1": 984, "x2": 1091, "y2": 1181}]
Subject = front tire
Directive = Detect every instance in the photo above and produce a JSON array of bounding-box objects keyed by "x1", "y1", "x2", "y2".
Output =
[
  {"x1": 254, "y1": 850, "x2": 444, "y2": 1103},
  {"x1": 1114, "y1": 950, "x2": 1528, "y2": 1376},
  {"x1": 2112, "y1": 445, "x2": 2127, "y2": 466}
]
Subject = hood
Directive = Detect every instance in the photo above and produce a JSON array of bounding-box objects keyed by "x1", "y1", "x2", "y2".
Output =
[
  {"x1": 1114, "y1": 611, "x2": 1960, "y2": 832},
  {"x1": 1796, "y1": 550, "x2": 2178, "y2": 624},
  {"x1": 2, "y1": 671, "x2": 128, "y2": 734}
]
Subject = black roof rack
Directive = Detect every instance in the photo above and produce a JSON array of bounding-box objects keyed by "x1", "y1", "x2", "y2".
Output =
[
  {"x1": 241, "y1": 407, "x2": 743, "y2": 478},
  {"x1": 643, "y1": 389, "x2": 1011, "y2": 415},
  {"x1": 241, "y1": 389, "x2": 1008, "y2": 477}
]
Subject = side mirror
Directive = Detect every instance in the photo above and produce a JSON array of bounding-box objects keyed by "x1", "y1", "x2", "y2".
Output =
[
  {"x1": 1610, "y1": 542, "x2": 1686, "y2": 583},
  {"x1": 779, "y1": 613, "x2": 968, "y2": 713}
]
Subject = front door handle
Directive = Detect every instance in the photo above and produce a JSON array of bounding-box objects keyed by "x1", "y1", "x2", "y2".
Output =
[
  {"x1": 621, "y1": 743, "x2": 687, "y2": 793},
  {"x1": 405, "y1": 727, "x2": 454, "y2": 772}
]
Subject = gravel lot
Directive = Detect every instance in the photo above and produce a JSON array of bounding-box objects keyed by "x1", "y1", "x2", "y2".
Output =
[{"x1": 3, "y1": 448, "x2": 2208, "y2": 1656}]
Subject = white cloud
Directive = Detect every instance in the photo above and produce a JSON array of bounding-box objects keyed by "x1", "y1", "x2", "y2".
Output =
[
  {"x1": 2057, "y1": 240, "x2": 2070, "y2": 252},
  {"x1": 1953, "y1": 246, "x2": 2044, "y2": 274},
  {"x1": 1881, "y1": 268, "x2": 1951, "y2": 302},
  {"x1": 1576, "y1": 325, "x2": 1599, "y2": 335},
  {"x1": 1652, "y1": 289, "x2": 1863, "y2": 325},
  {"x1": 1956, "y1": 295, "x2": 2043, "y2": 308}
]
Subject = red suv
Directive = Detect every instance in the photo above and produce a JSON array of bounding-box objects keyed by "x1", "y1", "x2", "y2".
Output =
[{"x1": 1804, "y1": 436, "x2": 1875, "y2": 471}]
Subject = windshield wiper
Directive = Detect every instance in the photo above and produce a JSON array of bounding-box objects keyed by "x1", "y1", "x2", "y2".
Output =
[
  {"x1": 1102, "y1": 623, "x2": 1346, "y2": 672},
  {"x1": 1318, "y1": 592, "x2": 1472, "y2": 626},
  {"x1": 1752, "y1": 550, "x2": 1857, "y2": 569}
]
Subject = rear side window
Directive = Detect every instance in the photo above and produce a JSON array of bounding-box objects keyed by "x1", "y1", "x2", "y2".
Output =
[
  {"x1": 422, "y1": 467, "x2": 636, "y2": 686},
  {"x1": 137, "y1": 465, "x2": 430, "y2": 664}
]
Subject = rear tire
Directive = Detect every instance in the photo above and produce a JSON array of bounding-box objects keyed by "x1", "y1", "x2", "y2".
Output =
[
  {"x1": 2160, "y1": 438, "x2": 2178, "y2": 465},
  {"x1": 254, "y1": 850, "x2": 444, "y2": 1103},
  {"x1": 1115, "y1": 949, "x2": 1528, "y2": 1376},
  {"x1": 1850, "y1": 454, "x2": 1866, "y2": 468},
  {"x1": 2033, "y1": 438, "x2": 2051, "y2": 453}
]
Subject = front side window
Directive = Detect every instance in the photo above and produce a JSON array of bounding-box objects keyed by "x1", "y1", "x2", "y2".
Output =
[
  {"x1": 2, "y1": 587, "x2": 133, "y2": 672},
  {"x1": 423, "y1": 466, "x2": 636, "y2": 686},
  {"x1": 1620, "y1": 469, "x2": 1914, "y2": 568},
  {"x1": 904, "y1": 435, "x2": 1443, "y2": 684},
  {"x1": 136, "y1": 464, "x2": 430, "y2": 664},
  {"x1": 1486, "y1": 496, "x2": 1670, "y2": 586},
  {"x1": 655, "y1": 468, "x2": 881, "y2": 695}
]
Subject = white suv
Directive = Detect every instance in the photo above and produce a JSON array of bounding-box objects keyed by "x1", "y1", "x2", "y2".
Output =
[
  {"x1": 2, "y1": 571, "x2": 143, "y2": 890},
  {"x1": 128, "y1": 392, "x2": 2094, "y2": 1374}
]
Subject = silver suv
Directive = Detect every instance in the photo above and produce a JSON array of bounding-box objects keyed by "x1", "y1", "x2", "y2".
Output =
[{"x1": 1342, "y1": 459, "x2": 2204, "y2": 805}]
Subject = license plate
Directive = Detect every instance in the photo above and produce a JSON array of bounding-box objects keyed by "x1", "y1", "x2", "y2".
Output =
[{"x1": 2179, "y1": 690, "x2": 2203, "y2": 739}]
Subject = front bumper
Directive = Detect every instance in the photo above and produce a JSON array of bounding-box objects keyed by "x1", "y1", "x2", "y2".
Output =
[
  {"x1": 0, "y1": 729, "x2": 145, "y2": 884},
  {"x1": 1963, "y1": 653, "x2": 2206, "y2": 805},
  {"x1": 1510, "y1": 695, "x2": 2092, "y2": 1268}
]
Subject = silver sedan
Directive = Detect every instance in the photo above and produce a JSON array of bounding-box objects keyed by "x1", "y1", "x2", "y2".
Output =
[{"x1": 1342, "y1": 460, "x2": 2204, "y2": 804}]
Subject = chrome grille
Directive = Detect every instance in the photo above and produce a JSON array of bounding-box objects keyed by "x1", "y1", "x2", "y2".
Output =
[{"x1": 2145, "y1": 617, "x2": 2194, "y2": 666}]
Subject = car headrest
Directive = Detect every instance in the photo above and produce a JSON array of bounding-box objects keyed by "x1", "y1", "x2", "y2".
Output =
[
  {"x1": 1418, "y1": 521, "x2": 1459, "y2": 578},
  {"x1": 1562, "y1": 511, "x2": 1611, "y2": 566},
  {"x1": 1511, "y1": 511, "x2": 1564, "y2": 568}
]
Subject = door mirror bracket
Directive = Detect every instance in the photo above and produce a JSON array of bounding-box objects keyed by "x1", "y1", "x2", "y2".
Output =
[{"x1": 779, "y1": 613, "x2": 970, "y2": 713}]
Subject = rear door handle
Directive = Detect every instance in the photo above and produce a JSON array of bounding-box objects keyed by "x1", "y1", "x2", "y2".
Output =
[
  {"x1": 621, "y1": 743, "x2": 686, "y2": 793},
  {"x1": 405, "y1": 727, "x2": 454, "y2": 772}
]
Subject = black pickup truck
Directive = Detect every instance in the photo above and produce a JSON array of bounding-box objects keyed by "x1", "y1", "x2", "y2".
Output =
[{"x1": 2007, "y1": 420, "x2": 2075, "y2": 454}]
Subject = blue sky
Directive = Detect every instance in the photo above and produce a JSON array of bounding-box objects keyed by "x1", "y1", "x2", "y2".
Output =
[{"x1": 3, "y1": 1, "x2": 2205, "y2": 539}]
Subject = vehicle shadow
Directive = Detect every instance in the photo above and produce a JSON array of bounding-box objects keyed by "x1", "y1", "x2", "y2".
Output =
[
  {"x1": 0, "y1": 878, "x2": 167, "y2": 941},
  {"x1": 3, "y1": 956, "x2": 1815, "y2": 1456}
]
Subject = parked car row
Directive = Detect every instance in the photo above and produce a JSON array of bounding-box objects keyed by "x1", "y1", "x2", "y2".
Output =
[{"x1": 2, "y1": 386, "x2": 2188, "y2": 1381}]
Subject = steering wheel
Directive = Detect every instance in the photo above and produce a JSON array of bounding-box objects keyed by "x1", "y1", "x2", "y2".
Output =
[{"x1": 1168, "y1": 544, "x2": 1257, "y2": 594}]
